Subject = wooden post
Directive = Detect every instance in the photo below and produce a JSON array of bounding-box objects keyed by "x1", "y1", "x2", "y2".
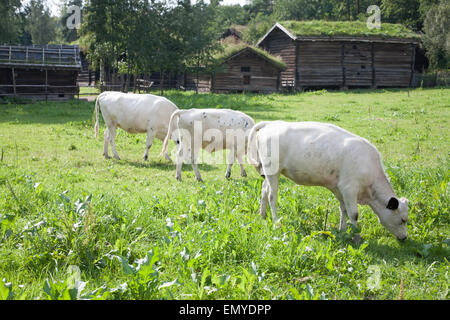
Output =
[
  {"x1": 11, "y1": 67, "x2": 16, "y2": 96},
  {"x1": 45, "y1": 69, "x2": 48, "y2": 102},
  {"x1": 296, "y1": 41, "x2": 300, "y2": 91},
  {"x1": 409, "y1": 43, "x2": 416, "y2": 88},
  {"x1": 371, "y1": 42, "x2": 376, "y2": 88},
  {"x1": 341, "y1": 42, "x2": 346, "y2": 89}
]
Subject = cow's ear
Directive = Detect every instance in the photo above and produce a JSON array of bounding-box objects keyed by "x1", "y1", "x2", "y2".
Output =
[{"x1": 386, "y1": 197, "x2": 399, "y2": 210}]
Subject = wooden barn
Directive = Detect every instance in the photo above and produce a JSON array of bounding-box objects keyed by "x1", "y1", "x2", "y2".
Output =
[
  {"x1": 184, "y1": 44, "x2": 286, "y2": 93},
  {"x1": 0, "y1": 44, "x2": 82, "y2": 100},
  {"x1": 257, "y1": 21, "x2": 420, "y2": 90}
]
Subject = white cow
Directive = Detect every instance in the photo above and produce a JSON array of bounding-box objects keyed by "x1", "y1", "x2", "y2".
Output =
[
  {"x1": 94, "y1": 91, "x2": 178, "y2": 161},
  {"x1": 160, "y1": 108, "x2": 255, "y2": 182},
  {"x1": 247, "y1": 121, "x2": 409, "y2": 241}
]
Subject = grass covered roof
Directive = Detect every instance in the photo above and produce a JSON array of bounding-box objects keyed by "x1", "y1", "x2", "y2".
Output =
[
  {"x1": 214, "y1": 42, "x2": 286, "y2": 70},
  {"x1": 277, "y1": 20, "x2": 420, "y2": 40}
]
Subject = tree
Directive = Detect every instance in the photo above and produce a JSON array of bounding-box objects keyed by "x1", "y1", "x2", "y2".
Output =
[
  {"x1": 0, "y1": 0, "x2": 22, "y2": 44},
  {"x1": 24, "y1": 0, "x2": 57, "y2": 44},
  {"x1": 58, "y1": 0, "x2": 83, "y2": 43},
  {"x1": 178, "y1": 0, "x2": 222, "y2": 93},
  {"x1": 381, "y1": 0, "x2": 422, "y2": 30},
  {"x1": 422, "y1": 0, "x2": 450, "y2": 69}
]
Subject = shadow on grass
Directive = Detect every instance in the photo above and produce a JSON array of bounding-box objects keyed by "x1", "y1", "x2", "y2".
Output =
[
  {"x1": 115, "y1": 158, "x2": 217, "y2": 172},
  {"x1": 364, "y1": 237, "x2": 450, "y2": 263}
]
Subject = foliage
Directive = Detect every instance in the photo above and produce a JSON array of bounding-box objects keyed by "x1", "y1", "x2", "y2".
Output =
[
  {"x1": 0, "y1": 0, "x2": 22, "y2": 44},
  {"x1": 422, "y1": 0, "x2": 450, "y2": 70},
  {"x1": 24, "y1": 0, "x2": 57, "y2": 45}
]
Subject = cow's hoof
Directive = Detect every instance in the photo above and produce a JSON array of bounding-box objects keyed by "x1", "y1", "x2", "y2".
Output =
[
  {"x1": 113, "y1": 156, "x2": 121, "y2": 160},
  {"x1": 104, "y1": 154, "x2": 111, "y2": 159},
  {"x1": 241, "y1": 172, "x2": 247, "y2": 178},
  {"x1": 196, "y1": 177, "x2": 204, "y2": 183},
  {"x1": 164, "y1": 154, "x2": 172, "y2": 162},
  {"x1": 225, "y1": 173, "x2": 231, "y2": 179},
  {"x1": 143, "y1": 156, "x2": 148, "y2": 161},
  {"x1": 176, "y1": 176, "x2": 182, "y2": 182}
]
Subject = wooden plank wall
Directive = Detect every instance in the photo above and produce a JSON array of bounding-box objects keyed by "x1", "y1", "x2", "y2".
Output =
[
  {"x1": 297, "y1": 41, "x2": 342, "y2": 87},
  {"x1": 212, "y1": 50, "x2": 280, "y2": 93},
  {"x1": 295, "y1": 40, "x2": 413, "y2": 88},
  {"x1": 260, "y1": 28, "x2": 296, "y2": 88},
  {"x1": 0, "y1": 67, "x2": 79, "y2": 98},
  {"x1": 374, "y1": 43, "x2": 412, "y2": 87},
  {"x1": 184, "y1": 73, "x2": 212, "y2": 92},
  {"x1": 344, "y1": 42, "x2": 373, "y2": 87}
]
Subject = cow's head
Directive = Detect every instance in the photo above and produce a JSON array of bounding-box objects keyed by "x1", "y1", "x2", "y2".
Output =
[{"x1": 376, "y1": 197, "x2": 409, "y2": 240}]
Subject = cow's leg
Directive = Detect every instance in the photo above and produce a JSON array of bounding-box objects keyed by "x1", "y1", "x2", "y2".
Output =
[
  {"x1": 236, "y1": 151, "x2": 247, "y2": 177},
  {"x1": 164, "y1": 151, "x2": 172, "y2": 162},
  {"x1": 190, "y1": 144, "x2": 203, "y2": 182},
  {"x1": 176, "y1": 143, "x2": 183, "y2": 181},
  {"x1": 225, "y1": 146, "x2": 235, "y2": 179},
  {"x1": 143, "y1": 129, "x2": 155, "y2": 161},
  {"x1": 109, "y1": 126, "x2": 120, "y2": 160},
  {"x1": 340, "y1": 187, "x2": 360, "y2": 242},
  {"x1": 331, "y1": 188, "x2": 347, "y2": 232},
  {"x1": 260, "y1": 178, "x2": 269, "y2": 219},
  {"x1": 103, "y1": 128, "x2": 110, "y2": 159},
  {"x1": 339, "y1": 201, "x2": 348, "y2": 232},
  {"x1": 266, "y1": 173, "x2": 280, "y2": 224}
]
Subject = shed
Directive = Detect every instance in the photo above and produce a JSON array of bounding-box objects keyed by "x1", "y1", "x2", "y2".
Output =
[
  {"x1": 184, "y1": 44, "x2": 286, "y2": 93},
  {"x1": 257, "y1": 21, "x2": 420, "y2": 90},
  {"x1": 0, "y1": 44, "x2": 82, "y2": 100}
]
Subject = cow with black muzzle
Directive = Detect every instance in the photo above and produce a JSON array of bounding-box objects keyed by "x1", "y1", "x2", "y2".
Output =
[{"x1": 247, "y1": 120, "x2": 409, "y2": 241}]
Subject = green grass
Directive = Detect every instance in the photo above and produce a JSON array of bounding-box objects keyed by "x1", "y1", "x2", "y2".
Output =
[
  {"x1": 279, "y1": 20, "x2": 420, "y2": 39},
  {"x1": 0, "y1": 87, "x2": 449, "y2": 300},
  {"x1": 79, "y1": 86, "x2": 101, "y2": 95}
]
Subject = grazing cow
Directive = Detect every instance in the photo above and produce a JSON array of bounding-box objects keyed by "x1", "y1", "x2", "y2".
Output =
[
  {"x1": 160, "y1": 108, "x2": 255, "y2": 182},
  {"x1": 94, "y1": 91, "x2": 178, "y2": 161},
  {"x1": 247, "y1": 121, "x2": 409, "y2": 241}
]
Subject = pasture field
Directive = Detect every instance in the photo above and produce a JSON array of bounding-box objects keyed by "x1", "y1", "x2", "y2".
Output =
[{"x1": 0, "y1": 88, "x2": 448, "y2": 300}]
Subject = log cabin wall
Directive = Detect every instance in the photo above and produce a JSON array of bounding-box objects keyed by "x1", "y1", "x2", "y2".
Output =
[
  {"x1": 296, "y1": 39, "x2": 415, "y2": 89},
  {"x1": 373, "y1": 42, "x2": 414, "y2": 87},
  {"x1": 259, "y1": 28, "x2": 296, "y2": 88},
  {"x1": 184, "y1": 73, "x2": 212, "y2": 92},
  {"x1": 296, "y1": 41, "x2": 343, "y2": 88},
  {"x1": 259, "y1": 26, "x2": 417, "y2": 90},
  {"x1": 212, "y1": 49, "x2": 281, "y2": 93}
]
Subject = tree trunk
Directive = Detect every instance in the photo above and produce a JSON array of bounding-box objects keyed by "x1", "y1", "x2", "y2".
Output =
[{"x1": 160, "y1": 70, "x2": 164, "y2": 95}]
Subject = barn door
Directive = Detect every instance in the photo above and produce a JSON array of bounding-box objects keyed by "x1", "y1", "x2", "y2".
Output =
[{"x1": 343, "y1": 42, "x2": 373, "y2": 87}]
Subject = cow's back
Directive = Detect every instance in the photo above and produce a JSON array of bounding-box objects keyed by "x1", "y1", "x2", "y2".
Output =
[
  {"x1": 99, "y1": 92, "x2": 178, "y2": 135},
  {"x1": 258, "y1": 121, "x2": 382, "y2": 188}
]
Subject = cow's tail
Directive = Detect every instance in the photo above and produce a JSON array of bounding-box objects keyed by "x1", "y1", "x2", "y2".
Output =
[
  {"x1": 247, "y1": 121, "x2": 270, "y2": 166},
  {"x1": 159, "y1": 110, "x2": 183, "y2": 157},
  {"x1": 94, "y1": 94, "x2": 101, "y2": 138}
]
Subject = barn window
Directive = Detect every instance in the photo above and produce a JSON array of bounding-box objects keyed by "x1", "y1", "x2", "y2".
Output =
[
  {"x1": 242, "y1": 75, "x2": 251, "y2": 85},
  {"x1": 241, "y1": 66, "x2": 251, "y2": 72}
]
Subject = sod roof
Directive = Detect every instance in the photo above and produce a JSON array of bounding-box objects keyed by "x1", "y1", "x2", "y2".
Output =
[
  {"x1": 214, "y1": 42, "x2": 286, "y2": 70},
  {"x1": 258, "y1": 20, "x2": 420, "y2": 45}
]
